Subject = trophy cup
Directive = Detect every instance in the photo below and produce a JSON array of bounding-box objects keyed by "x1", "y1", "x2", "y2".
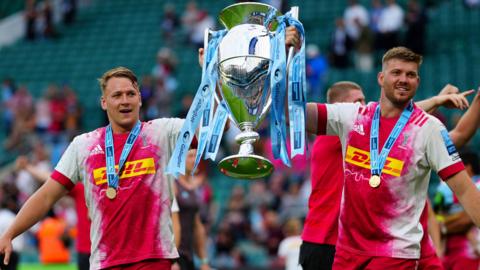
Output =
[
  {"x1": 209, "y1": 2, "x2": 296, "y2": 179},
  {"x1": 165, "y1": 2, "x2": 303, "y2": 180}
]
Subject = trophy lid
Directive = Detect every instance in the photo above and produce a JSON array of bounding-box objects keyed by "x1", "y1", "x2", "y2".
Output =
[{"x1": 219, "y1": 2, "x2": 281, "y2": 31}]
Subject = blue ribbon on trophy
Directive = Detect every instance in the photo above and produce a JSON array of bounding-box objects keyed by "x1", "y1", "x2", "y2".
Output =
[
  {"x1": 269, "y1": 16, "x2": 291, "y2": 167},
  {"x1": 166, "y1": 30, "x2": 226, "y2": 177},
  {"x1": 269, "y1": 10, "x2": 306, "y2": 164},
  {"x1": 284, "y1": 14, "x2": 306, "y2": 158},
  {"x1": 204, "y1": 100, "x2": 229, "y2": 161}
]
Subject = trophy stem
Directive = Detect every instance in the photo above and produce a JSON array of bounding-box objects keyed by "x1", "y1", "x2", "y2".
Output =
[
  {"x1": 236, "y1": 123, "x2": 259, "y2": 156},
  {"x1": 218, "y1": 122, "x2": 273, "y2": 179}
]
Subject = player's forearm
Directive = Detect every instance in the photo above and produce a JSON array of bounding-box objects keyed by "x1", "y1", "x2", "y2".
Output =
[
  {"x1": 449, "y1": 92, "x2": 480, "y2": 148},
  {"x1": 456, "y1": 189, "x2": 480, "y2": 228},
  {"x1": 193, "y1": 215, "x2": 208, "y2": 260},
  {"x1": 447, "y1": 171, "x2": 480, "y2": 227},
  {"x1": 416, "y1": 97, "x2": 439, "y2": 114},
  {"x1": 2, "y1": 180, "x2": 67, "y2": 240}
]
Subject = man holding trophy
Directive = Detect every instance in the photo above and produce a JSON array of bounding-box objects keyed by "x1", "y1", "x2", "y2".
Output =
[
  {"x1": 305, "y1": 46, "x2": 480, "y2": 269},
  {"x1": 0, "y1": 2, "x2": 303, "y2": 270}
]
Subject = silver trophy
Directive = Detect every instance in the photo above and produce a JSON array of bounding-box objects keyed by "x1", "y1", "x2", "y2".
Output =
[{"x1": 207, "y1": 2, "x2": 298, "y2": 179}]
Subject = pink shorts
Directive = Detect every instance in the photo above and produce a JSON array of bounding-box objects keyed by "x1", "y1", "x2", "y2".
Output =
[
  {"x1": 333, "y1": 248, "x2": 419, "y2": 270},
  {"x1": 104, "y1": 258, "x2": 173, "y2": 270},
  {"x1": 418, "y1": 252, "x2": 443, "y2": 270}
]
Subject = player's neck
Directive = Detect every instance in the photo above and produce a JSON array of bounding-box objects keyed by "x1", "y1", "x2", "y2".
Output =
[
  {"x1": 379, "y1": 97, "x2": 410, "y2": 118},
  {"x1": 110, "y1": 123, "x2": 135, "y2": 134}
]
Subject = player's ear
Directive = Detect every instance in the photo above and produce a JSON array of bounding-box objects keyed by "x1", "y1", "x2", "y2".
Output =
[{"x1": 101, "y1": 96, "x2": 107, "y2": 111}]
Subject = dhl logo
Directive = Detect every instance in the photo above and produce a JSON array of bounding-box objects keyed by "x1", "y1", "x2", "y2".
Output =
[
  {"x1": 345, "y1": 145, "x2": 404, "y2": 177},
  {"x1": 93, "y1": 158, "x2": 156, "y2": 185}
]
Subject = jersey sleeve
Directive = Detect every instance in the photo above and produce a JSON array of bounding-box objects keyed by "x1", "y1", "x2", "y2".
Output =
[
  {"x1": 325, "y1": 102, "x2": 361, "y2": 137},
  {"x1": 425, "y1": 119, "x2": 465, "y2": 181},
  {"x1": 51, "y1": 136, "x2": 81, "y2": 190}
]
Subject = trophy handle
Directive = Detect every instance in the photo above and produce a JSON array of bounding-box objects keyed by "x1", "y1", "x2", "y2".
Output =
[{"x1": 286, "y1": 6, "x2": 299, "y2": 71}]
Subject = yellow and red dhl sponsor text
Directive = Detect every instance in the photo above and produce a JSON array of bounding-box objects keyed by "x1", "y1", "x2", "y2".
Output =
[
  {"x1": 93, "y1": 158, "x2": 156, "y2": 185},
  {"x1": 345, "y1": 145, "x2": 404, "y2": 177}
]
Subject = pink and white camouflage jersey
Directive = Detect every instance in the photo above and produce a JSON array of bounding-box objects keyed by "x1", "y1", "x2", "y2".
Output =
[
  {"x1": 316, "y1": 102, "x2": 464, "y2": 259},
  {"x1": 51, "y1": 118, "x2": 183, "y2": 269}
]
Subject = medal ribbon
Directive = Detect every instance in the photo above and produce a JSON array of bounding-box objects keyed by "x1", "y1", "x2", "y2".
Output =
[
  {"x1": 105, "y1": 121, "x2": 141, "y2": 191},
  {"x1": 370, "y1": 101, "x2": 414, "y2": 177}
]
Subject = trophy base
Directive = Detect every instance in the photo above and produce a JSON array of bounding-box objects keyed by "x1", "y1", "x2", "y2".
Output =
[{"x1": 218, "y1": 154, "x2": 274, "y2": 179}]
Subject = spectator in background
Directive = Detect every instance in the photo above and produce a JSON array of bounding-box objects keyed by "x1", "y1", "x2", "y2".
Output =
[
  {"x1": 161, "y1": 3, "x2": 180, "y2": 45},
  {"x1": 14, "y1": 142, "x2": 52, "y2": 204},
  {"x1": 211, "y1": 224, "x2": 241, "y2": 269},
  {"x1": 25, "y1": 0, "x2": 37, "y2": 41},
  {"x1": 42, "y1": 0, "x2": 57, "y2": 39},
  {"x1": 152, "y1": 47, "x2": 178, "y2": 94},
  {"x1": 353, "y1": 18, "x2": 374, "y2": 72},
  {"x1": 277, "y1": 218, "x2": 303, "y2": 270},
  {"x1": 37, "y1": 210, "x2": 70, "y2": 264},
  {"x1": 329, "y1": 18, "x2": 349, "y2": 69},
  {"x1": 181, "y1": 1, "x2": 200, "y2": 44},
  {"x1": 404, "y1": 0, "x2": 428, "y2": 54},
  {"x1": 369, "y1": 0, "x2": 383, "y2": 50},
  {"x1": 343, "y1": 0, "x2": 369, "y2": 55},
  {"x1": 62, "y1": 0, "x2": 77, "y2": 25},
  {"x1": 377, "y1": 0, "x2": 404, "y2": 50},
  {"x1": 1, "y1": 78, "x2": 16, "y2": 136},
  {"x1": 189, "y1": 11, "x2": 215, "y2": 48},
  {"x1": 306, "y1": 44, "x2": 328, "y2": 102},
  {"x1": 4, "y1": 85, "x2": 36, "y2": 152},
  {"x1": 62, "y1": 84, "x2": 82, "y2": 139}
]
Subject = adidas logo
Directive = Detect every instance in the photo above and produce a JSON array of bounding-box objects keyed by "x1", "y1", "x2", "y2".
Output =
[
  {"x1": 90, "y1": 144, "x2": 104, "y2": 155},
  {"x1": 353, "y1": 124, "x2": 365, "y2": 135}
]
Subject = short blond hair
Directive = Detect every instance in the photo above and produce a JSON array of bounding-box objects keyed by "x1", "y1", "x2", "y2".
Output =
[
  {"x1": 326, "y1": 81, "x2": 362, "y2": 104},
  {"x1": 98, "y1": 67, "x2": 139, "y2": 93},
  {"x1": 382, "y1": 47, "x2": 423, "y2": 70}
]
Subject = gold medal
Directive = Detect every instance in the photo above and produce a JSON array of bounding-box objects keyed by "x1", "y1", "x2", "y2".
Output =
[
  {"x1": 106, "y1": 187, "x2": 117, "y2": 199},
  {"x1": 369, "y1": 175, "x2": 381, "y2": 188}
]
